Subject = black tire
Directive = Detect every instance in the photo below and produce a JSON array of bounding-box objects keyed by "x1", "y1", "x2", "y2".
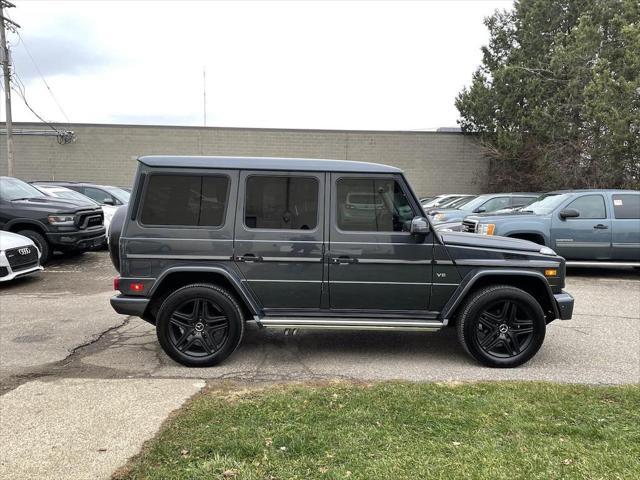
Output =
[
  {"x1": 17, "y1": 229, "x2": 51, "y2": 264},
  {"x1": 156, "y1": 284, "x2": 244, "y2": 367},
  {"x1": 456, "y1": 285, "x2": 546, "y2": 368}
]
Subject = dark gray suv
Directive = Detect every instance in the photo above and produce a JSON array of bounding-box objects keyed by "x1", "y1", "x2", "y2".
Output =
[{"x1": 109, "y1": 156, "x2": 574, "y2": 368}]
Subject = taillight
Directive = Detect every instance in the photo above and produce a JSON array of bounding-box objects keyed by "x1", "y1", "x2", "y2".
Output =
[
  {"x1": 113, "y1": 276, "x2": 120, "y2": 291},
  {"x1": 130, "y1": 282, "x2": 144, "y2": 292}
]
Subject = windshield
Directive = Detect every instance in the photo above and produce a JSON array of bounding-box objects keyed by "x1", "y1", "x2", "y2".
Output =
[
  {"x1": 104, "y1": 186, "x2": 130, "y2": 203},
  {"x1": 0, "y1": 177, "x2": 46, "y2": 201},
  {"x1": 520, "y1": 193, "x2": 570, "y2": 214}
]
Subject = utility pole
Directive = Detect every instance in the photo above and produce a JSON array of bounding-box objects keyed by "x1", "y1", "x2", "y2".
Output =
[
  {"x1": 203, "y1": 66, "x2": 207, "y2": 127},
  {"x1": 0, "y1": 0, "x2": 18, "y2": 177}
]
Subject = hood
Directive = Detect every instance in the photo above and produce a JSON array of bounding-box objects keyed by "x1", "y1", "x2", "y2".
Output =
[
  {"x1": 466, "y1": 211, "x2": 541, "y2": 222},
  {"x1": 430, "y1": 208, "x2": 469, "y2": 224},
  {"x1": 439, "y1": 231, "x2": 542, "y2": 253},
  {"x1": 0, "y1": 231, "x2": 36, "y2": 251},
  {"x1": 8, "y1": 196, "x2": 98, "y2": 213}
]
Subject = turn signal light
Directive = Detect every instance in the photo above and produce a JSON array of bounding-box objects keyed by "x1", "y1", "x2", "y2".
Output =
[
  {"x1": 130, "y1": 282, "x2": 144, "y2": 292},
  {"x1": 544, "y1": 269, "x2": 558, "y2": 277},
  {"x1": 113, "y1": 276, "x2": 120, "y2": 291}
]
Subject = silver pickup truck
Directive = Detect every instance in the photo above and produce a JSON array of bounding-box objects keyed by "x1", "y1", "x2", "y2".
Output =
[{"x1": 462, "y1": 189, "x2": 640, "y2": 266}]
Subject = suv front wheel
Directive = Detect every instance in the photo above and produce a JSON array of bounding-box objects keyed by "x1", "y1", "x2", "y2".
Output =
[
  {"x1": 156, "y1": 284, "x2": 245, "y2": 367},
  {"x1": 456, "y1": 285, "x2": 546, "y2": 368}
]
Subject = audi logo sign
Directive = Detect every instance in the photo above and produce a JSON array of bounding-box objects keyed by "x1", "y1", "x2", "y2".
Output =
[{"x1": 18, "y1": 247, "x2": 31, "y2": 255}]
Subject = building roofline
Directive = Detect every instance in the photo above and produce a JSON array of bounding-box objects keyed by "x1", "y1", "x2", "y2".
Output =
[{"x1": 2, "y1": 121, "x2": 473, "y2": 136}]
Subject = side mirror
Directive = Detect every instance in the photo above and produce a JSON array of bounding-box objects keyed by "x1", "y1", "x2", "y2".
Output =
[
  {"x1": 410, "y1": 216, "x2": 429, "y2": 235},
  {"x1": 474, "y1": 207, "x2": 486, "y2": 213},
  {"x1": 559, "y1": 208, "x2": 580, "y2": 219},
  {"x1": 103, "y1": 198, "x2": 115, "y2": 206}
]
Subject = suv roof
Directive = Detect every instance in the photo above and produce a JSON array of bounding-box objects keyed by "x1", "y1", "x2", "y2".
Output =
[
  {"x1": 138, "y1": 155, "x2": 402, "y2": 174},
  {"x1": 547, "y1": 189, "x2": 638, "y2": 194}
]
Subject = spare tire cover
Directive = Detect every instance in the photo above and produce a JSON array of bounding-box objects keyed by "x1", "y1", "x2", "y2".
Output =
[{"x1": 108, "y1": 205, "x2": 127, "y2": 272}]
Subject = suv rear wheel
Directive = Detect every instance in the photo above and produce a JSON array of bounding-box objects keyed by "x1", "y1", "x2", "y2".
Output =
[
  {"x1": 156, "y1": 284, "x2": 244, "y2": 367},
  {"x1": 456, "y1": 285, "x2": 546, "y2": 368}
]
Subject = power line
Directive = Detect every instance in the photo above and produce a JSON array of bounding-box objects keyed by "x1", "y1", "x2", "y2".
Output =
[
  {"x1": 15, "y1": 30, "x2": 72, "y2": 126},
  {"x1": 11, "y1": 70, "x2": 75, "y2": 144}
]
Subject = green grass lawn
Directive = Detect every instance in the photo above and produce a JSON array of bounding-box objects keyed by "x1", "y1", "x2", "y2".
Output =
[{"x1": 117, "y1": 382, "x2": 640, "y2": 480}]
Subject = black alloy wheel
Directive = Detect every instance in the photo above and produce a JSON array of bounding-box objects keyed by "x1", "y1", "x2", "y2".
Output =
[
  {"x1": 457, "y1": 285, "x2": 546, "y2": 368},
  {"x1": 168, "y1": 298, "x2": 230, "y2": 357},
  {"x1": 474, "y1": 299, "x2": 535, "y2": 358},
  {"x1": 156, "y1": 284, "x2": 244, "y2": 367}
]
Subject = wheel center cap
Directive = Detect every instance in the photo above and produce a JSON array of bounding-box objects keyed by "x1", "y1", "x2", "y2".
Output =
[
  {"x1": 499, "y1": 324, "x2": 509, "y2": 334},
  {"x1": 194, "y1": 322, "x2": 205, "y2": 333}
]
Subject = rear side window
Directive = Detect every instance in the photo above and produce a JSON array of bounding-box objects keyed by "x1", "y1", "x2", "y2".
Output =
[
  {"x1": 140, "y1": 175, "x2": 229, "y2": 226},
  {"x1": 566, "y1": 194, "x2": 606, "y2": 219},
  {"x1": 244, "y1": 176, "x2": 318, "y2": 230},
  {"x1": 612, "y1": 194, "x2": 640, "y2": 219}
]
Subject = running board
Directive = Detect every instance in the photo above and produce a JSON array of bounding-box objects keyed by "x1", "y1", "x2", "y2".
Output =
[
  {"x1": 566, "y1": 261, "x2": 640, "y2": 267},
  {"x1": 258, "y1": 317, "x2": 444, "y2": 332}
]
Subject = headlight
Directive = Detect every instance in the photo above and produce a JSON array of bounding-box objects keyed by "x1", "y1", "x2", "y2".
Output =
[
  {"x1": 540, "y1": 246, "x2": 557, "y2": 256},
  {"x1": 477, "y1": 223, "x2": 495, "y2": 235},
  {"x1": 48, "y1": 215, "x2": 75, "y2": 226},
  {"x1": 434, "y1": 213, "x2": 446, "y2": 221}
]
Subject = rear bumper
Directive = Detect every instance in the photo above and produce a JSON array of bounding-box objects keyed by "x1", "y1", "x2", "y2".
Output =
[
  {"x1": 110, "y1": 294, "x2": 150, "y2": 316},
  {"x1": 554, "y1": 291, "x2": 574, "y2": 320}
]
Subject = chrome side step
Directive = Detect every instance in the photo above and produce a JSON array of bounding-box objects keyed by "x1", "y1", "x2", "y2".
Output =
[
  {"x1": 258, "y1": 317, "x2": 444, "y2": 332},
  {"x1": 566, "y1": 261, "x2": 640, "y2": 267}
]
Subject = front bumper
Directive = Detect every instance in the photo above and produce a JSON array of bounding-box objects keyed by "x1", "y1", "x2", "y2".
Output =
[
  {"x1": 46, "y1": 228, "x2": 106, "y2": 251},
  {"x1": 554, "y1": 291, "x2": 574, "y2": 320},
  {"x1": 0, "y1": 250, "x2": 43, "y2": 282},
  {"x1": 110, "y1": 294, "x2": 150, "y2": 316}
]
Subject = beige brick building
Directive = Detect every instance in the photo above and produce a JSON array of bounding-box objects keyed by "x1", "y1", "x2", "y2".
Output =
[{"x1": 0, "y1": 123, "x2": 488, "y2": 196}]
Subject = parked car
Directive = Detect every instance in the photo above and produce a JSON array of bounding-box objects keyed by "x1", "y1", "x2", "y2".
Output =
[
  {"x1": 33, "y1": 184, "x2": 117, "y2": 236},
  {"x1": 0, "y1": 177, "x2": 106, "y2": 263},
  {"x1": 431, "y1": 193, "x2": 540, "y2": 230},
  {"x1": 34, "y1": 181, "x2": 131, "y2": 206},
  {"x1": 462, "y1": 190, "x2": 640, "y2": 265},
  {"x1": 422, "y1": 194, "x2": 472, "y2": 209},
  {"x1": 0, "y1": 231, "x2": 43, "y2": 281},
  {"x1": 109, "y1": 155, "x2": 573, "y2": 369}
]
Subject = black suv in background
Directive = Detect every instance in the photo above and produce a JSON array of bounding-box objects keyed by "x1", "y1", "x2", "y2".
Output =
[
  {"x1": 0, "y1": 177, "x2": 106, "y2": 263},
  {"x1": 109, "y1": 156, "x2": 574, "y2": 369}
]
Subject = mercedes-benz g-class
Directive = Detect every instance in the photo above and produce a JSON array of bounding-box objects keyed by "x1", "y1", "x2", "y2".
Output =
[{"x1": 109, "y1": 156, "x2": 574, "y2": 368}]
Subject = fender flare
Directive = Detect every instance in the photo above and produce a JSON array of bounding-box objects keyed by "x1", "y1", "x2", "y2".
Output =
[
  {"x1": 5, "y1": 218, "x2": 49, "y2": 233},
  {"x1": 441, "y1": 268, "x2": 558, "y2": 321},
  {"x1": 503, "y1": 230, "x2": 550, "y2": 245},
  {"x1": 148, "y1": 265, "x2": 261, "y2": 316}
]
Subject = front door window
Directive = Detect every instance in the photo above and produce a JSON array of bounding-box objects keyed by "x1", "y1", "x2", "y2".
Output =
[{"x1": 337, "y1": 178, "x2": 414, "y2": 232}]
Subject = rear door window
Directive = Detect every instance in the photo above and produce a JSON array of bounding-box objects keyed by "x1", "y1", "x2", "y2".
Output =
[
  {"x1": 244, "y1": 176, "x2": 319, "y2": 230},
  {"x1": 612, "y1": 194, "x2": 640, "y2": 219},
  {"x1": 140, "y1": 174, "x2": 229, "y2": 227}
]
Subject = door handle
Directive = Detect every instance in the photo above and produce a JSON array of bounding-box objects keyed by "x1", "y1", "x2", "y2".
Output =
[
  {"x1": 330, "y1": 256, "x2": 358, "y2": 264},
  {"x1": 234, "y1": 254, "x2": 263, "y2": 262},
  {"x1": 593, "y1": 224, "x2": 609, "y2": 230}
]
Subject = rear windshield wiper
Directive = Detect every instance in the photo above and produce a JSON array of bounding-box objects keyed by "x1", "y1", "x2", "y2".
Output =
[{"x1": 9, "y1": 197, "x2": 35, "y2": 201}]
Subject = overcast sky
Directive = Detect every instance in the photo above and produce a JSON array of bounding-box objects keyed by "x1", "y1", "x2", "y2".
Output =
[{"x1": 2, "y1": 0, "x2": 512, "y2": 131}]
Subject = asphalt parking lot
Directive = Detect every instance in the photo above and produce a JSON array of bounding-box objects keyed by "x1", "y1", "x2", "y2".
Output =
[
  {"x1": 2, "y1": 251, "x2": 639, "y2": 388},
  {"x1": 1, "y1": 251, "x2": 639, "y2": 479}
]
